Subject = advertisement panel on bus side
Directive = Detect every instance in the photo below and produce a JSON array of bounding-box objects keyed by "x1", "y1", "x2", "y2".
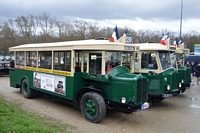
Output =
[{"x1": 33, "y1": 72, "x2": 66, "y2": 95}]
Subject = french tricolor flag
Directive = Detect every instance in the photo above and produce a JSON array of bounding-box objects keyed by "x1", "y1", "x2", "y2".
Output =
[
  {"x1": 179, "y1": 39, "x2": 183, "y2": 45},
  {"x1": 109, "y1": 26, "x2": 119, "y2": 42},
  {"x1": 160, "y1": 32, "x2": 169, "y2": 45},
  {"x1": 173, "y1": 38, "x2": 178, "y2": 47}
]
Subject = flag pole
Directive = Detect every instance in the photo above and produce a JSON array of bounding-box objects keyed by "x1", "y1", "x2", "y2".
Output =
[{"x1": 179, "y1": 0, "x2": 183, "y2": 40}]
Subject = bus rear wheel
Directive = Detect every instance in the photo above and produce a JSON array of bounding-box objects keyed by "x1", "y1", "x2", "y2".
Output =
[
  {"x1": 21, "y1": 79, "x2": 34, "y2": 99},
  {"x1": 80, "y1": 92, "x2": 106, "y2": 123}
]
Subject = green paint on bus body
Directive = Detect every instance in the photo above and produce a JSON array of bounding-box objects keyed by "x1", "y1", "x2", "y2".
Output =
[
  {"x1": 10, "y1": 66, "x2": 147, "y2": 107},
  {"x1": 178, "y1": 66, "x2": 191, "y2": 86},
  {"x1": 136, "y1": 68, "x2": 180, "y2": 97}
]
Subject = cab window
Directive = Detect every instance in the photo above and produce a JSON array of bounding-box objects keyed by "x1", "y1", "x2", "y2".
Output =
[{"x1": 141, "y1": 52, "x2": 157, "y2": 70}]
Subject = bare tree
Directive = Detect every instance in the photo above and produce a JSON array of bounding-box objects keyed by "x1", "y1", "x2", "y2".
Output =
[
  {"x1": 99, "y1": 26, "x2": 113, "y2": 39},
  {"x1": 15, "y1": 15, "x2": 32, "y2": 44},
  {"x1": 73, "y1": 20, "x2": 89, "y2": 40},
  {"x1": 0, "y1": 19, "x2": 17, "y2": 54},
  {"x1": 29, "y1": 15, "x2": 39, "y2": 43},
  {"x1": 87, "y1": 22, "x2": 100, "y2": 39},
  {"x1": 38, "y1": 12, "x2": 55, "y2": 42},
  {"x1": 54, "y1": 20, "x2": 75, "y2": 41}
]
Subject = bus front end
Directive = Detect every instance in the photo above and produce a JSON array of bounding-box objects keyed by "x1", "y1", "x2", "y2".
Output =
[
  {"x1": 162, "y1": 68, "x2": 181, "y2": 96},
  {"x1": 107, "y1": 66, "x2": 149, "y2": 113},
  {"x1": 177, "y1": 66, "x2": 191, "y2": 93}
]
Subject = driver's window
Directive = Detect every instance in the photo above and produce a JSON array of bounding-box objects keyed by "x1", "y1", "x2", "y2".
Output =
[
  {"x1": 158, "y1": 52, "x2": 171, "y2": 70},
  {"x1": 122, "y1": 52, "x2": 132, "y2": 69},
  {"x1": 106, "y1": 52, "x2": 120, "y2": 74},
  {"x1": 141, "y1": 52, "x2": 157, "y2": 70}
]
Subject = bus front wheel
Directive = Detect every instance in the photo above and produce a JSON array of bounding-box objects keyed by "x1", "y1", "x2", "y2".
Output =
[
  {"x1": 21, "y1": 79, "x2": 34, "y2": 99},
  {"x1": 80, "y1": 92, "x2": 106, "y2": 123}
]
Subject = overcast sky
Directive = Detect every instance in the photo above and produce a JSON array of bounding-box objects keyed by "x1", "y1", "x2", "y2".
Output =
[{"x1": 0, "y1": 0, "x2": 199, "y2": 33}]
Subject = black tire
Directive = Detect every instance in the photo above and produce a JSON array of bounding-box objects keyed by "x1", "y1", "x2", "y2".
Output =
[
  {"x1": 21, "y1": 79, "x2": 34, "y2": 99},
  {"x1": 80, "y1": 92, "x2": 106, "y2": 123}
]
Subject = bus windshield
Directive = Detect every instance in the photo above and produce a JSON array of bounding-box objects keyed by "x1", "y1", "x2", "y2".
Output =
[
  {"x1": 106, "y1": 51, "x2": 132, "y2": 69},
  {"x1": 158, "y1": 51, "x2": 172, "y2": 70}
]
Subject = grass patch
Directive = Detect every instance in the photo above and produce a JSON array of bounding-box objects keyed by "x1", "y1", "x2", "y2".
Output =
[{"x1": 0, "y1": 96, "x2": 75, "y2": 133}]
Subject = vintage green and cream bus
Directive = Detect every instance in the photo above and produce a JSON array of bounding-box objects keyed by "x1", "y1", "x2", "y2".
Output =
[
  {"x1": 9, "y1": 37, "x2": 149, "y2": 123},
  {"x1": 125, "y1": 38, "x2": 182, "y2": 102},
  {"x1": 171, "y1": 44, "x2": 191, "y2": 93}
]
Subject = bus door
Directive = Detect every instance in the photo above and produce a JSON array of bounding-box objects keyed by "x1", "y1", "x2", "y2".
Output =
[
  {"x1": 75, "y1": 51, "x2": 82, "y2": 72},
  {"x1": 134, "y1": 52, "x2": 140, "y2": 72},
  {"x1": 80, "y1": 51, "x2": 103, "y2": 75},
  {"x1": 140, "y1": 52, "x2": 161, "y2": 91},
  {"x1": 88, "y1": 53, "x2": 102, "y2": 74}
]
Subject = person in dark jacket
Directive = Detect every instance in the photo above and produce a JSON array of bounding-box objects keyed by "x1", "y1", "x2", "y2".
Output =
[
  {"x1": 190, "y1": 61, "x2": 195, "y2": 76},
  {"x1": 195, "y1": 62, "x2": 200, "y2": 85},
  {"x1": 185, "y1": 61, "x2": 191, "y2": 68}
]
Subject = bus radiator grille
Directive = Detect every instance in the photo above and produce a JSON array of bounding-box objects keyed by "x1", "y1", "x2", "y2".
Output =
[{"x1": 136, "y1": 79, "x2": 147, "y2": 103}]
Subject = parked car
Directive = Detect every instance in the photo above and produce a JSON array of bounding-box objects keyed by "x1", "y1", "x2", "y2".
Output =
[
  {"x1": 185, "y1": 54, "x2": 200, "y2": 67},
  {"x1": 0, "y1": 61, "x2": 10, "y2": 75}
]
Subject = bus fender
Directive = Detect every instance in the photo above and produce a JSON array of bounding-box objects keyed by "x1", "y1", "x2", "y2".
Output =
[{"x1": 74, "y1": 86, "x2": 102, "y2": 109}]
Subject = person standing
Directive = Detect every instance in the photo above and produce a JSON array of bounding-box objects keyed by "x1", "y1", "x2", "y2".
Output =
[
  {"x1": 190, "y1": 61, "x2": 195, "y2": 76},
  {"x1": 185, "y1": 61, "x2": 191, "y2": 68},
  {"x1": 195, "y1": 62, "x2": 200, "y2": 85}
]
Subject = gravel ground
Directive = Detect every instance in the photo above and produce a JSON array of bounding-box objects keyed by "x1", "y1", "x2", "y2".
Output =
[{"x1": 0, "y1": 76, "x2": 200, "y2": 133}]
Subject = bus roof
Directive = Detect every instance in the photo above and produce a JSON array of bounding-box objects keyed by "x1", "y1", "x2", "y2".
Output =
[
  {"x1": 133, "y1": 39, "x2": 176, "y2": 51},
  {"x1": 9, "y1": 39, "x2": 140, "y2": 52},
  {"x1": 174, "y1": 42, "x2": 190, "y2": 54}
]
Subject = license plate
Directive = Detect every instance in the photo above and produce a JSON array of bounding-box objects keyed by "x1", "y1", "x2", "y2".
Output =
[
  {"x1": 162, "y1": 94, "x2": 172, "y2": 98},
  {"x1": 141, "y1": 102, "x2": 149, "y2": 110}
]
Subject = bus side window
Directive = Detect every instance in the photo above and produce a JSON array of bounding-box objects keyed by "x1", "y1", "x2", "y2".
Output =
[
  {"x1": 16, "y1": 51, "x2": 25, "y2": 66},
  {"x1": 26, "y1": 51, "x2": 37, "y2": 67},
  {"x1": 38, "y1": 51, "x2": 52, "y2": 69},
  {"x1": 53, "y1": 51, "x2": 71, "y2": 72}
]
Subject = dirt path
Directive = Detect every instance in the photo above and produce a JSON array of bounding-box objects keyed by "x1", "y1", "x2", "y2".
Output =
[{"x1": 1, "y1": 76, "x2": 200, "y2": 133}]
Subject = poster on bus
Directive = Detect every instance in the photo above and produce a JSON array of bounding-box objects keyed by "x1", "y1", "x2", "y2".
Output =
[
  {"x1": 33, "y1": 72, "x2": 41, "y2": 88},
  {"x1": 54, "y1": 76, "x2": 66, "y2": 95},
  {"x1": 33, "y1": 72, "x2": 66, "y2": 95},
  {"x1": 41, "y1": 73, "x2": 55, "y2": 91}
]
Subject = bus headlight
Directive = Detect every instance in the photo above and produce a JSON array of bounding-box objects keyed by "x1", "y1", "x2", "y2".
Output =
[
  {"x1": 181, "y1": 79, "x2": 184, "y2": 83},
  {"x1": 121, "y1": 97, "x2": 126, "y2": 103},
  {"x1": 164, "y1": 77, "x2": 167, "y2": 82},
  {"x1": 179, "y1": 82, "x2": 182, "y2": 88},
  {"x1": 167, "y1": 85, "x2": 170, "y2": 90}
]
